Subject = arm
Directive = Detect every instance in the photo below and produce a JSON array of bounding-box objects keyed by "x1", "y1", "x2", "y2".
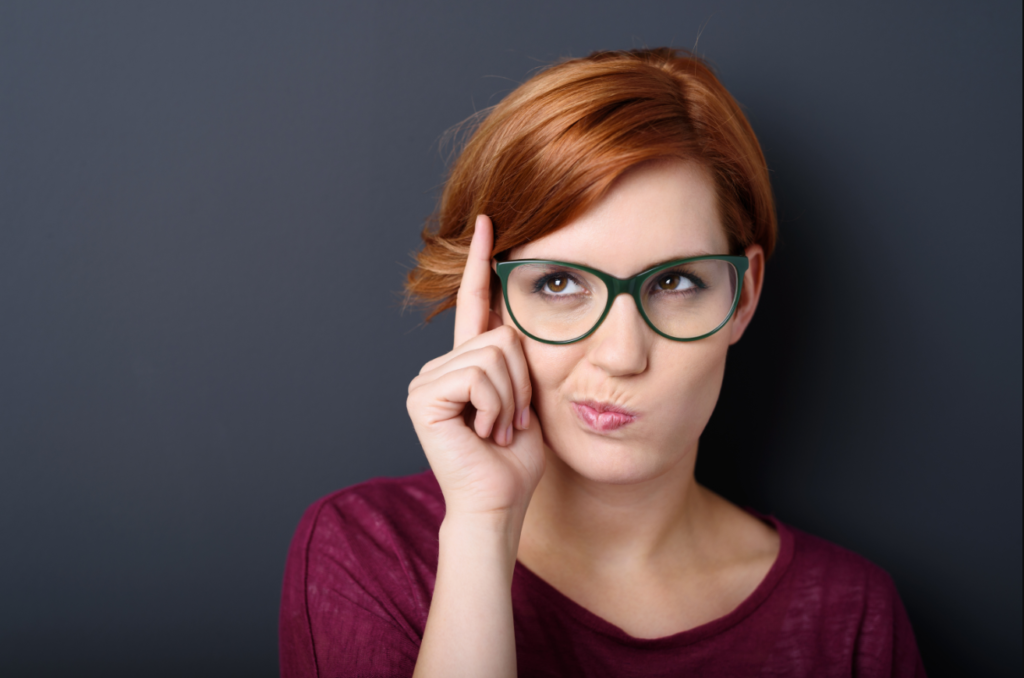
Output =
[
  {"x1": 413, "y1": 512, "x2": 524, "y2": 678},
  {"x1": 407, "y1": 215, "x2": 545, "y2": 677}
]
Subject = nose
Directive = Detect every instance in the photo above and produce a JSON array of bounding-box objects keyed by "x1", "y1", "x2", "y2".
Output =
[{"x1": 585, "y1": 293, "x2": 651, "y2": 376}]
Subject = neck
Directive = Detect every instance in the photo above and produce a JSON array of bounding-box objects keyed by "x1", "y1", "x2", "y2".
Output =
[{"x1": 520, "y1": 441, "x2": 714, "y2": 575}]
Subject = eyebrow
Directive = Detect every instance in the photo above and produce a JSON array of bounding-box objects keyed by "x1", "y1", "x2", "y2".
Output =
[
  {"x1": 622, "y1": 252, "x2": 721, "y2": 278},
  {"x1": 516, "y1": 251, "x2": 722, "y2": 277},
  {"x1": 642, "y1": 251, "x2": 718, "y2": 268}
]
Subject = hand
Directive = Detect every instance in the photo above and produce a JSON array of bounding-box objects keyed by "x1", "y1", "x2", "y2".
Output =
[{"x1": 407, "y1": 215, "x2": 545, "y2": 520}]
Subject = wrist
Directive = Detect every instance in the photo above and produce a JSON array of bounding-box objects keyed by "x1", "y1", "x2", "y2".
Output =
[
  {"x1": 420, "y1": 511, "x2": 522, "y2": 678},
  {"x1": 439, "y1": 510, "x2": 526, "y2": 571}
]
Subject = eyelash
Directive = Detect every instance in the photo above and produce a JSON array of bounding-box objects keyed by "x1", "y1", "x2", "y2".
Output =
[
  {"x1": 651, "y1": 270, "x2": 707, "y2": 290},
  {"x1": 530, "y1": 269, "x2": 707, "y2": 295},
  {"x1": 533, "y1": 272, "x2": 584, "y2": 294}
]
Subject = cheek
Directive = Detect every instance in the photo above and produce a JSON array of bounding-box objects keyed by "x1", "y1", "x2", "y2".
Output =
[
  {"x1": 502, "y1": 309, "x2": 581, "y2": 408},
  {"x1": 644, "y1": 335, "x2": 732, "y2": 450},
  {"x1": 521, "y1": 339, "x2": 582, "y2": 407},
  {"x1": 504, "y1": 302, "x2": 731, "y2": 471},
  {"x1": 666, "y1": 342, "x2": 728, "y2": 422}
]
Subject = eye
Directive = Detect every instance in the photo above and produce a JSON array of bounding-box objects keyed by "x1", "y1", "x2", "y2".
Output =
[
  {"x1": 657, "y1": 273, "x2": 695, "y2": 291},
  {"x1": 546, "y1": 276, "x2": 569, "y2": 292},
  {"x1": 536, "y1": 273, "x2": 585, "y2": 295}
]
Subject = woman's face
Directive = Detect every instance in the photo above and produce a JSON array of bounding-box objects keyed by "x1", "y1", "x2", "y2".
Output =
[{"x1": 501, "y1": 159, "x2": 762, "y2": 484}]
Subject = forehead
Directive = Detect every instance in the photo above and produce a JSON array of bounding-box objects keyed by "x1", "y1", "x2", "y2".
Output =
[{"x1": 508, "y1": 159, "x2": 728, "y2": 278}]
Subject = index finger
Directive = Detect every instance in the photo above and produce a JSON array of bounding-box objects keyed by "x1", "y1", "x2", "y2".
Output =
[{"x1": 453, "y1": 214, "x2": 495, "y2": 349}]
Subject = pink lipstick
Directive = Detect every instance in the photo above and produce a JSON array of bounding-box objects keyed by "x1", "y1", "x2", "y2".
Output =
[{"x1": 572, "y1": 401, "x2": 637, "y2": 433}]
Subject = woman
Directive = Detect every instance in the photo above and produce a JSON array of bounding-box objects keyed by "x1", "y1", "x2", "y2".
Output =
[{"x1": 280, "y1": 48, "x2": 926, "y2": 677}]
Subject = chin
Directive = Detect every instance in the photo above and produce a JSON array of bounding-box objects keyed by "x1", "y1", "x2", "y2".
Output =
[{"x1": 543, "y1": 428, "x2": 692, "y2": 486}]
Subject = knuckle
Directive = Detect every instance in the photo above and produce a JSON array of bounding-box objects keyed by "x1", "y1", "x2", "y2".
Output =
[
  {"x1": 457, "y1": 284, "x2": 487, "y2": 302},
  {"x1": 518, "y1": 380, "x2": 533, "y2": 401},
  {"x1": 483, "y1": 344, "x2": 505, "y2": 366},
  {"x1": 493, "y1": 324, "x2": 517, "y2": 346},
  {"x1": 419, "y1": 352, "x2": 450, "y2": 375},
  {"x1": 405, "y1": 389, "x2": 421, "y2": 411}
]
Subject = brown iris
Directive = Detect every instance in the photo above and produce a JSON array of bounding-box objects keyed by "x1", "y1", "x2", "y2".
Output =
[
  {"x1": 658, "y1": 274, "x2": 681, "y2": 290},
  {"x1": 546, "y1": 277, "x2": 568, "y2": 292}
]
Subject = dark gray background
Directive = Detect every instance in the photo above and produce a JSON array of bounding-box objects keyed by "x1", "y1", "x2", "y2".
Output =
[{"x1": 1, "y1": 1, "x2": 1020, "y2": 676}]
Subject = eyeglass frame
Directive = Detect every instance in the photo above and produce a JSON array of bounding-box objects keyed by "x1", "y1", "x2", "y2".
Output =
[{"x1": 494, "y1": 255, "x2": 750, "y2": 345}]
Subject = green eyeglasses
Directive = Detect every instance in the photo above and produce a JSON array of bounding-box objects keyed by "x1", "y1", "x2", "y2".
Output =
[{"x1": 495, "y1": 255, "x2": 749, "y2": 345}]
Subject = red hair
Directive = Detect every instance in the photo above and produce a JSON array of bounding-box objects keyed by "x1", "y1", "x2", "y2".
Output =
[{"x1": 406, "y1": 48, "x2": 776, "y2": 320}]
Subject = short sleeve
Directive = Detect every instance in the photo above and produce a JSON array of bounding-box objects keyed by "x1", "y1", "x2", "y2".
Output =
[
  {"x1": 852, "y1": 567, "x2": 928, "y2": 678},
  {"x1": 279, "y1": 493, "x2": 428, "y2": 678}
]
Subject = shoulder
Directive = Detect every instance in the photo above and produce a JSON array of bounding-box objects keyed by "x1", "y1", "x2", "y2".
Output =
[
  {"x1": 782, "y1": 524, "x2": 929, "y2": 675},
  {"x1": 288, "y1": 470, "x2": 446, "y2": 591},
  {"x1": 773, "y1": 520, "x2": 904, "y2": 628},
  {"x1": 728, "y1": 506, "x2": 905, "y2": 630},
  {"x1": 284, "y1": 470, "x2": 445, "y2": 602},
  {"x1": 279, "y1": 470, "x2": 445, "y2": 677},
  {"x1": 783, "y1": 522, "x2": 899, "y2": 602},
  {"x1": 297, "y1": 469, "x2": 445, "y2": 547},
  {"x1": 775, "y1": 521, "x2": 925, "y2": 675},
  {"x1": 745, "y1": 520, "x2": 929, "y2": 675}
]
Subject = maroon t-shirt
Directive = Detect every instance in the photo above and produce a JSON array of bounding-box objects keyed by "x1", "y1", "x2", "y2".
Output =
[{"x1": 279, "y1": 471, "x2": 926, "y2": 677}]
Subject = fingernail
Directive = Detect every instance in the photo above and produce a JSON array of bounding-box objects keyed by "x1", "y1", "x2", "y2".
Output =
[
  {"x1": 505, "y1": 425, "x2": 513, "y2": 446},
  {"x1": 520, "y1": 408, "x2": 529, "y2": 429}
]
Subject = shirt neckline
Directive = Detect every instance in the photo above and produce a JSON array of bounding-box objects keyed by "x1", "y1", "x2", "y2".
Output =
[{"x1": 512, "y1": 509, "x2": 795, "y2": 649}]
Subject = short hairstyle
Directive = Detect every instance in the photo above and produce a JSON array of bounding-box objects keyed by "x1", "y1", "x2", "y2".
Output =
[{"x1": 406, "y1": 47, "x2": 777, "y2": 320}]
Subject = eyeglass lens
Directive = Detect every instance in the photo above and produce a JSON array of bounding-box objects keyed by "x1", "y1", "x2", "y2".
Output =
[{"x1": 505, "y1": 260, "x2": 739, "y2": 342}]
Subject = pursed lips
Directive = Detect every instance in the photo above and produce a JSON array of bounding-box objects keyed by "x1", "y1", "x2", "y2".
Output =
[{"x1": 571, "y1": 400, "x2": 638, "y2": 432}]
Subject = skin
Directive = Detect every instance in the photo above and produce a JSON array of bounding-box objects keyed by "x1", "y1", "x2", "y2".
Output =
[{"x1": 408, "y1": 159, "x2": 777, "y2": 677}]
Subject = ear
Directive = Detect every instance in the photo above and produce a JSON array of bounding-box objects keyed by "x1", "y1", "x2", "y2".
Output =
[{"x1": 729, "y1": 244, "x2": 765, "y2": 345}]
